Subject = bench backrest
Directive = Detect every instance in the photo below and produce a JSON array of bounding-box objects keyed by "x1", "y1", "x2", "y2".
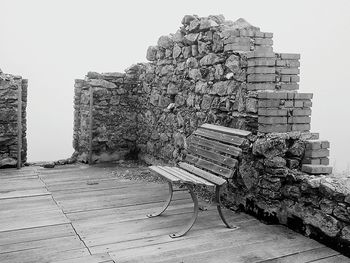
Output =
[{"x1": 179, "y1": 124, "x2": 251, "y2": 185}]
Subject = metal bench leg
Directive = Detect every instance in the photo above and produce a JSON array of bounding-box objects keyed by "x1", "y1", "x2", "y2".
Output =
[
  {"x1": 216, "y1": 186, "x2": 239, "y2": 230},
  {"x1": 169, "y1": 184, "x2": 199, "y2": 238},
  {"x1": 147, "y1": 181, "x2": 173, "y2": 218}
]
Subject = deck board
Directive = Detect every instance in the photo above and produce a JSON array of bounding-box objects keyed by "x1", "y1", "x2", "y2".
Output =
[{"x1": 0, "y1": 164, "x2": 347, "y2": 263}]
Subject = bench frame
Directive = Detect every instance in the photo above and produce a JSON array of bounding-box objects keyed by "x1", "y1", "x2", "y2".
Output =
[{"x1": 146, "y1": 124, "x2": 251, "y2": 238}]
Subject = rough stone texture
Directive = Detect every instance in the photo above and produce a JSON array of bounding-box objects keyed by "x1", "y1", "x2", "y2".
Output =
[
  {"x1": 0, "y1": 72, "x2": 27, "y2": 168},
  {"x1": 71, "y1": 14, "x2": 350, "y2": 252}
]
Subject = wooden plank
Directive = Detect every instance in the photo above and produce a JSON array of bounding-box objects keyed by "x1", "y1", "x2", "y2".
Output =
[
  {"x1": 0, "y1": 247, "x2": 89, "y2": 263},
  {"x1": 201, "y1": 123, "x2": 251, "y2": 137},
  {"x1": 148, "y1": 166, "x2": 180, "y2": 183},
  {"x1": 0, "y1": 235, "x2": 85, "y2": 254},
  {"x1": 185, "y1": 154, "x2": 234, "y2": 178},
  {"x1": 178, "y1": 162, "x2": 226, "y2": 185},
  {"x1": 194, "y1": 128, "x2": 245, "y2": 146},
  {"x1": 88, "y1": 87, "x2": 93, "y2": 165},
  {"x1": 109, "y1": 224, "x2": 316, "y2": 263},
  {"x1": 170, "y1": 167, "x2": 214, "y2": 186},
  {"x1": 311, "y1": 255, "x2": 350, "y2": 263},
  {"x1": 17, "y1": 84, "x2": 22, "y2": 169},
  {"x1": 0, "y1": 224, "x2": 75, "y2": 246},
  {"x1": 88, "y1": 211, "x2": 255, "y2": 254},
  {"x1": 188, "y1": 144, "x2": 238, "y2": 169},
  {"x1": 54, "y1": 253, "x2": 114, "y2": 263},
  {"x1": 189, "y1": 135, "x2": 242, "y2": 157},
  {"x1": 158, "y1": 166, "x2": 208, "y2": 185},
  {"x1": 258, "y1": 246, "x2": 340, "y2": 262},
  {"x1": 156, "y1": 166, "x2": 196, "y2": 184}
]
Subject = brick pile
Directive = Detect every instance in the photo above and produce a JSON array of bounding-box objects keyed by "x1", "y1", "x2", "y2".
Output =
[{"x1": 301, "y1": 139, "x2": 333, "y2": 175}]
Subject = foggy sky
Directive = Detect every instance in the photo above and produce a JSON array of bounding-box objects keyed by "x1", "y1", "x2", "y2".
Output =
[{"x1": 1, "y1": 0, "x2": 349, "y2": 172}]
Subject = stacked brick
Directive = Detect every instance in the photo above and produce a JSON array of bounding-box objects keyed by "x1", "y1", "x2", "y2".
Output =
[
  {"x1": 246, "y1": 52, "x2": 300, "y2": 91},
  {"x1": 0, "y1": 71, "x2": 27, "y2": 168},
  {"x1": 301, "y1": 140, "x2": 333, "y2": 175},
  {"x1": 257, "y1": 92, "x2": 312, "y2": 133}
]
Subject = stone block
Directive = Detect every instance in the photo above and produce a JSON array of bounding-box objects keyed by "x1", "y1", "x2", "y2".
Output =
[
  {"x1": 224, "y1": 44, "x2": 250, "y2": 52},
  {"x1": 257, "y1": 92, "x2": 288, "y2": 99},
  {"x1": 247, "y1": 58, "x2": 276, "y2": 67},
  {"x1": 254, "y1": 46, "x2": 273, "y2": 52},
  {"x1": 275, "y1": 60, "x2": 300, "y2": 67},
  {"x1": 294, "y1": 100, "x2": 304, "y2": 108},
  {"x1": 246, "y1": 51, "x2": 275, "y2": 59},
  {"x1": 264, "y1": 32, "x2": 273, "y2": 38},
  {"x1": 258, "y1": 116, "x2": 287, "y2": 124},
  {"x1": 258, "y1": 108, "x2": 288, "y2": 116},
  {"x1": 224, "y1": 36, "x2": 250, "y2": 45},
  {"x1": 288, "y1": 116, "x2": 311, "y2": 124},
  {"x1": 302, "y1": 164, "x2": 333, "y2": 175},
  {"x1": 304, "y1": 149, "x2": 330, "y2": 158},
  {"x1": 279, "y1": 83, "x2": 299, "y2": 90},
  {"x1": 247, "y1": 74, "x2": 276, "y2": 82},
  {"x1": 276, "y1": 68, "x2": 300, "y2": 75},
  {"x1": 305, "y1": 140, "x2": 322, "y2": 150},
  {"x1": 254, "y1": 38, "x2": 273, "y2": 45},
  {"x1": 247, "y1": 83, "x2": 276, "y2": 90},
  {"x1": 321, "y1": 141, "x2": 330, "y2": 149},
  {"x1": 258, "y1": 99, "x2": 282, "y2": 108},
  {"x1": 294, "y1": 93, "x2": 313, "y2": 100},
  {"x1": 258, "y1": 124, "x2": 288, "y2": 133},
  {"x1": 291, "y1": 124, "x2": 311, "y2": 132},
  {"x1": 321, "y1": 158, "x2": 330, "y2": 165},
  {"x1": 292, "y1": 108, "x2": 312, "y2": 116},
  {"x1": 280, "y1": 53, "x2": 301, "y2": 60},
  {"x1": 302, "y1": 158, "x2": 321, "y2": 165}
]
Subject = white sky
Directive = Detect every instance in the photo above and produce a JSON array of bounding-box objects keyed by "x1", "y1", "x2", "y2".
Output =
[{"x1": 1, "y1": 0, "x2": 349, "y2": 172}]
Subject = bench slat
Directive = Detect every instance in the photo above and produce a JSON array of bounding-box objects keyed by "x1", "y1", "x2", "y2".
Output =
[
  {"x1": 188, "y1": 145, "x2": 238, "y2": 169},
  {"x1": 194, "y1": 128, "x2": 245, "y2": 147},
  {"x1": 178, "y1": 162, "x2": 226, "y2": 186},
  {"x1": 201, "y1": 123, "x2": 251, "y2": 137},
  {"x1": 185, "y1": 154, "x2": 234, "y2": 179},
  {"x1": 164, "y1": 166, "x2": 214, "y2": 186},
  {"x1": 189, "y1": 135, "x2": 242, "y2": 158},
  {"x1": 157, "y1": 166, "x2": 196, "y2": 185},
  {"x1": 149, "y1": 166, "x2": 180, "y2": 183}
]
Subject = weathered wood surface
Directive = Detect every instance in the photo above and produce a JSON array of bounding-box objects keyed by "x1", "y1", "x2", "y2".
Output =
[{"x1": 0, "y1": 164, "x2": 348, "y2": 263}]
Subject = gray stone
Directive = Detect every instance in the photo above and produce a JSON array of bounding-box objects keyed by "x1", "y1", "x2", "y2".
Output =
[
  {"x1": 0, "y1": 157, "x2": 17, "y2": 167},
  {"x1": 146, "y1": 46, "x2": 158, "y2": 61},
  {"x1": 199, "y1": 53, "x2": 221, "y2": 66},
  {"x1": 183, "y1": 33, "x2": 199, "y2": 45},
  {"x1": 157, "y1": 35, "x2": 174, "y2": 49},
  {"x1": 182, "y1": 15, "x2": 196, "y2": 25}
]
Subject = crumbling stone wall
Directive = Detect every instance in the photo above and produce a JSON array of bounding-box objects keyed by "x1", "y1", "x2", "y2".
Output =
[
  {"x1": 73, "y1": 72, "x2": 140, "y2": 163},
  {"x1": 0, "y1": 70, "x2": 27, "y2": 168},
  {"x1": 72, "y1": 15, "x2": 350, "y2": 253}
]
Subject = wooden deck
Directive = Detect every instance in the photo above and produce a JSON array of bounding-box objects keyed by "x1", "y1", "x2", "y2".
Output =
[{"x1": 0, "y1": 164, "x2": 349, "y2": 263}]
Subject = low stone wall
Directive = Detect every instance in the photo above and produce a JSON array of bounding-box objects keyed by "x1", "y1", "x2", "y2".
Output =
[
  {"x1": 227, "y1": 133, "x2": 350, "y2": 254},
  {"x1": 0, "y1": 70, "x2": 27, "y2": 168}
]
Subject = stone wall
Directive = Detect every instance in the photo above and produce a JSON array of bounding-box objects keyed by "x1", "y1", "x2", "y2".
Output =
[
  {"x1": 72, "y1": 15, "x2": 350, "y2": 253},
  {"x1": 73, "y1": 71, "x2": 140, "y2": 163},
  {"x1": 228, "y1": 132, "x2": 350, "y2": 254},
  {"x1": 0, "y1": 70, "x2": 27, "y2": 168}
]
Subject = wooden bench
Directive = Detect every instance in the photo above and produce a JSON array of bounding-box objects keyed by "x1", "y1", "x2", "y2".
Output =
[{"x1": 147, "y1": 123, "x2": 251, "y2": 238}]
